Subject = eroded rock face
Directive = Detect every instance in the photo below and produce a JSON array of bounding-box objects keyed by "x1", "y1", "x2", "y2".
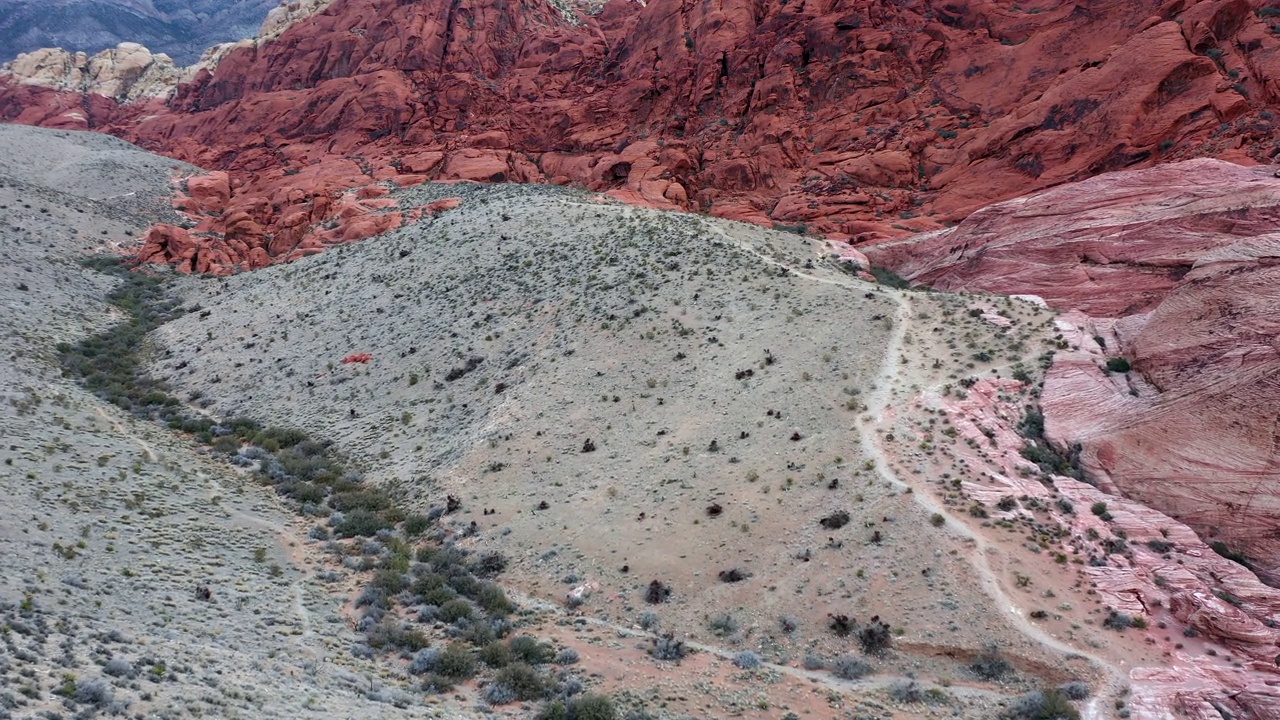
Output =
[
  {"x1": 928, "y1": 376, "x2": 1280, "y2": 719},
  {"x1": 0, "y1": 0, "x2": 312, "y2": 65},
  {"x1": 1, "y1": 43, "x2": 184, "y2": 103},
  {"x1": 4, "y1": 0, "x2": 1280, "y2": 269},
  {"x1": 865, "y1": 159, "x2": 1280, "y2": 586}
]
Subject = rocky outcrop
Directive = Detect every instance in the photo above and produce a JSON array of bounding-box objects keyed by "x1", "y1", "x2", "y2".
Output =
[
  {"x1": 1, "y1": 43, "x2": 186, "y2": 103},
  {"x1": 865, "y1": 159, "x2": 1280, "y2": 586},
  {"x1": 0, "y1": 0, "x2": 305, "y2": 65},
  {"x1": 926, "y1": 376, "x2": 1280, "y2": 719},
  {"x1": 4, "y1": 0, "x2": 1280, "y2": 270},
  {"x1": 135, "y1": 168, "x2": 462, "y2": 275},
  {"x1": 0, "y1": 2, "x2": 336, "y2": 104},
  {"x1": 863, "y1": 159, "x2": 1280, "y2": 315}
]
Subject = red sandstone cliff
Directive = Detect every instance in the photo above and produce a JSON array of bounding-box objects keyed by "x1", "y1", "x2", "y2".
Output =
[{"x1": 5, "y1": 0, "x2": 1280, "y2": 272}]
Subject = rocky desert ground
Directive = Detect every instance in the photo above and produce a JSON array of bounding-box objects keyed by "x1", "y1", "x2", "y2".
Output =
[{"x1": 8, "y1": 119, "x2": 1280, "y2": 720}]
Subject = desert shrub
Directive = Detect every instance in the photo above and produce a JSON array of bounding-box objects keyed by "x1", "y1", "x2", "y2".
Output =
[
  {"x1": 889, "y1": 679, "x2": 925, "y2": 703},
  {"x1": 285, "y1": 482, "x2": 327, "y2": 505},
  {"x1": 708, "y1": 612, "x2": 739, "y2": 637},
  {"x1": 732, "y1": 651, "x2": 761, "y2": 669},
  {"x1": 420, "y1": 673, "x2": 456, "y2": 694},
  {"x1": 819, "y1": 510, "x2": 851, "y2": 529},
  {"x1": 420, "y1": 585, "x2": 458, "y2": 607},
  {"x1": 1102, "y1": 611, "x2": 1144, "y2": 631},
  {"x1": 871, "y1": 266, "x2": 911, "y2": 289},
  {"x1": 538, "y1": 700, "x2": 571, "y2": 720},
  {"x1": 479, "y1": 640, "x2": 512, "y2": 668},
  {"x1": 857, "y1": 616, "x2": 892, "y2": 655},
  {"x1": 495, "y1": 662, "x2": 547, "y2": 700},
  {"x1": 1145, "y1": 539, "x2": 1173, "y2": 553},
  {"x1": 402, "y1": 513, "x2": 431, "y2": 536},
  {"x1": 718, "y1": 568, "x2": 748, "y2": 583},
  {"x1": 435, "y1": 643, "x2": 476, "y2": 679},
  {"x1": 509, "y1": 635, "x2": 556, "y2": 665},
  {"x1": 367, "y1": 620, "x2": 430, "y2": 651},
  {"x1": 829, "y1": 654, "x2": 872, "y2": 680},
  {"x1": 644, "y1": 580, "x2": 671, "y2": 604},
  {"x1": 437, "y1": 598, "x2": 474, "y2": 624},
  {"x1": 565, "y1": 694, "x2": 617, "y2": 720},
  {"x1": 257, "y1": 426, "x2": 308, "y2": 449},
  {"x1": 370, "y1": 569, "x2": 408, "y2": 596},
  {"x1": 330, "y1": 488, "x2": 394, "y2": 514},
  {"x1": 650, "y1": 634, "x2": 686, "y2": 661},
  {"x1": 1211, "y1": 541, "x2": 1253, "y2": 568},
  {"x1": 970, "y1": 643, "x2": 1013, "y2": 680},
  {"x1": 1105, "y1": 357, "x2": 1131, "y2": 373},
  {"x1": 1006, "y1": 688, "x2": 1080, "y2": 720},
  {"x1": 470, "y1": 551, "x2": 509, "y2": 578},
  {"x1": 555, "y1": 648, "x2": 580, "y2": 665},
  {"x1": 802, "y1": 650, "x2": 825, "y2": 670},
  {"x1": 637, "y1": 612, "x2": 660, "y2": 631},
  {"x1": 409, "y1": 647, "x2": 442, "y2": 675},
  {"x1": 102, "y1": 658, "x2": 135, "y2": 678},
  {"x1": 473, "y1": 582, "x2": 515, "y2": 615},
  {"x1": 1059, "y1": 681, "x2": 1090, "y2": 700},
  {"x1": 482, "y1": 681, "x2": 520, "y2": 705},
  {"x1": 73, "y1": 678, "x2": 116, "y2": 708},
  {"x1": 334, "y1": 509, "x2": 393, "y2": 538},
  {"x1": 355, "y1": 585, "x2": 388, "y2": 610}
]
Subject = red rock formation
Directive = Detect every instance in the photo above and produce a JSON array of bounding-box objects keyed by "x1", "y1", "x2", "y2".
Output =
[{"x1": 4, "y1": 0, "x2": 1280, "y2": 270}]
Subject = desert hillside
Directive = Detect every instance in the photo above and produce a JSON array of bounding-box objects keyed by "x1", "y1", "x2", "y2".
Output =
[
  {"x1": 0, "y1": 123, "x2": 1148, "y2": 720},
  {"x1": 7, "y1": 103, "x2": 1280, "y2": 719}
]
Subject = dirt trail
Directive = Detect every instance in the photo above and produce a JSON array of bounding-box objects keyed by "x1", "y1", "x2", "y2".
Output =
[
  {"x1": 857, "y1": 292, "x2": 1123, "y2": 718},
  {"x1": 95, "y1": 406, "x2": 158, "y2": 462},
  {"x1": 687, "y1": 222, "x2": 1125, "y2": 715}
]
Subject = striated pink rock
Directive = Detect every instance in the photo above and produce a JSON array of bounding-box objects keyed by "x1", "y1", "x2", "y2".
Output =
[
  {"x1": 864, "y1": 159, "x2": 1280, "y2": 316},
  {"x1": 867, "y1": 159, "x2": 1280, "y2": 585},
  {"x1": 923, "y1": 376, "x2": 1280, "y2": 718}
]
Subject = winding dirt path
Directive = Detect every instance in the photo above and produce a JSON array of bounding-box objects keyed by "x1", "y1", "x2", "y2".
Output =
[
  {"x1": 694, "y1": 220, "x2": 1125, "y2": 716},
  {"x1": 856, "y1": 291, "x2": 1123, "y2": 719}
]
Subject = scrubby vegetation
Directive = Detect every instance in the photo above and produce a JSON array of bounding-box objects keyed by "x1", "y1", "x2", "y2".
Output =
[
  {"x1": 1015, "y1": 407, "x2": 1087, "y2": 482},
  {"x1": 57, "y1": 257, "x2": 619, "y2": 710}
]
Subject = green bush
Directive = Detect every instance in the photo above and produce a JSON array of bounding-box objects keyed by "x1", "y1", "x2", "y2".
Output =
[
  {"x1": 1104, "y1": 357, "x2": 1131, "y2": 373},
  {"x1": 1006, "y1": 688, "x2": 1080, "y2": 720},
  {"x1": 370, "y1": 568, "x2": 408, "y2": 596},
  {"x1": 334, "y1": 509, "x2": 393, "y2": 538},
  {"x1": 435, "y1": 643, "x2": 476, "y2": 679},
  {"x1": 870, "y1": 266, "x2": 911, "y2": 289},
  {"x1": 479, "y1": 640, "x2": 511, "y2": 668},
  {"x1": 366, "y1": 621, "x2": 430, "y2": 651},
  {"x1": 567, "y1": 695, "x2": 617, "y2": 720},
  {"x1": 402, "y1": 513, "x2": 431, "y2": 536},
  {"x1": 494, "y1": 662, "x2": 547, "y2": 700},
  {"x1": 508, "y1": 635, "x2": 556, "y2": 665},
  {"x1": 473, "y1": 582, "x2": 514, "y2": 615},
  {"x1": 437, "y1": 598, "x2": 474, "y2": 623}
]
